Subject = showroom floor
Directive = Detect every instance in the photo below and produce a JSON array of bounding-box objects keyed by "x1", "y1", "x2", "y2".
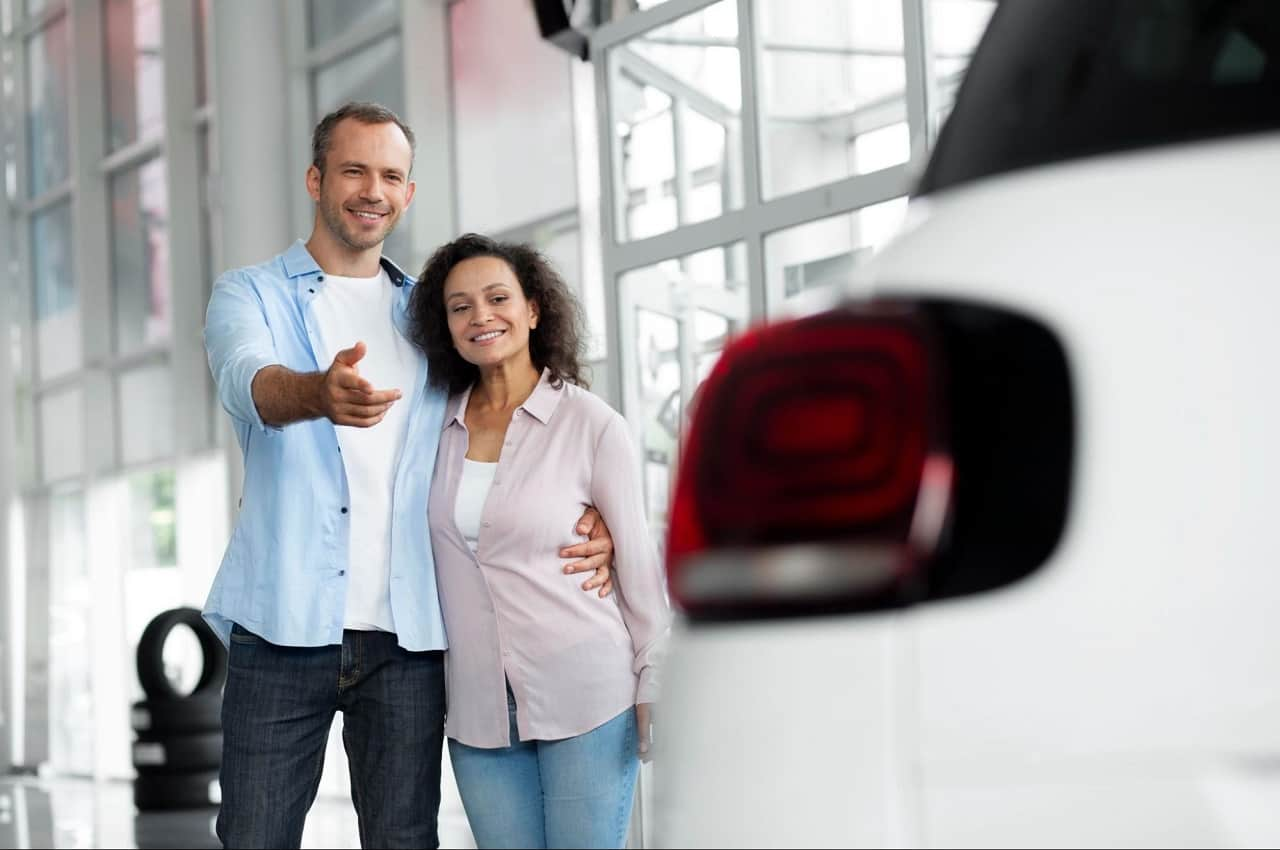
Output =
[{"x1": 0, "y1": 773, "x2": 476, "y2": 849}]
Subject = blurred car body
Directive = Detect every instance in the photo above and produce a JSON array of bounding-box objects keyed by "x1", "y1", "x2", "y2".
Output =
[{"x1": 652, "y1": 1, "x2": 1280, "y2": 847}]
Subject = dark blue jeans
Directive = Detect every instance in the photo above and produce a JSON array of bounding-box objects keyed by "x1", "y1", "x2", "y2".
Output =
[{"x1": 216, "y1": 624, "x2": 445, "y2": 849}]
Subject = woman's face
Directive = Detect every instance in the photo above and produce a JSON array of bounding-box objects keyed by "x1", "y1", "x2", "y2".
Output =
[{"x1": 443, "y1": 255, "x2": 539, "y2": 370}]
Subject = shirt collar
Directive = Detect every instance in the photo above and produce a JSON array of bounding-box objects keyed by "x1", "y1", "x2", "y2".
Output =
[
  {"x1": 520, "y1": 368, "x2": 562, "y2": 424},
  {"x1": 443, "y1": 368, "x2": 564, "y2": 430},
  {"x1": 380, "y1": 254, "x2": 415, "y2": 288},
  {"x1": 282, "y1": 239, "x2": 321, "y2": 279},
  {"x1": 444, "y1": 385, "x2": 473, "y2": 430},
  {"x1": 281, "y1": 238, "x2": 416, "y2": 288}
]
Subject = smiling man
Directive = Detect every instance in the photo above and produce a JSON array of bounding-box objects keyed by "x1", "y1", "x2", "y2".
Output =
[{"x1": 201, "y1": 102, "x2": 617, "y2": 849}]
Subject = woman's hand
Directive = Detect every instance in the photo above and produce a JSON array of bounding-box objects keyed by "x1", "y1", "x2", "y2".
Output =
[{"x1": 637, "y1": 702, "x2": 654, "y2": 762}]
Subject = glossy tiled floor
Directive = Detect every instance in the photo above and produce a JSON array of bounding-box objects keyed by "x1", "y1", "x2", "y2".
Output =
[{"x1": 0, "y1": 773, "x2": 477, "y2": 849}]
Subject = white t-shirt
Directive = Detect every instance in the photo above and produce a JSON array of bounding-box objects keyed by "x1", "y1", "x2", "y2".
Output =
[
  {"x1": 310, "y1": 269, "x2": 419, "y2": 632},
  {"x1": 455, "y1": 458, "x2": 498, "y2": 554}
]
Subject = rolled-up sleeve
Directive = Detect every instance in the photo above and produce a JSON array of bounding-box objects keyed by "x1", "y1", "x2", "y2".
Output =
[
  {"x1": 589, "y1": 414, "x2": 672, "y2": 704},
  {"x1": 204, "y1": 270, "x2": 279, "y2": 432}
]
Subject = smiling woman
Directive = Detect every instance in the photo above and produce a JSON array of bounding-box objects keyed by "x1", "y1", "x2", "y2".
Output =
[
  {"x1": 408, "y1": 232, "x2": 671, "y2": 850},
  {"x1": 409, "y1": 233, "x2": 588, "y2": 396}
]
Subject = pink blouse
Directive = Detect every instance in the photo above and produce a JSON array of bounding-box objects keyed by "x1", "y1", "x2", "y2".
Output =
[{"x1": 428, "y1": 369, "x2": 670, "y2": 747}]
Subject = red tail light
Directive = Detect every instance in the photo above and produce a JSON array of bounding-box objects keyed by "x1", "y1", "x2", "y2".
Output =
[{"x1": 665, "y1": 304, "x2": 953, "y2": 617}]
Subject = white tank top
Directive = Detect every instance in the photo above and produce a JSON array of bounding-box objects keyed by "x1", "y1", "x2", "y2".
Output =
[{"x1": 455, "y1": 458, "x2": 498, "y2": 554}]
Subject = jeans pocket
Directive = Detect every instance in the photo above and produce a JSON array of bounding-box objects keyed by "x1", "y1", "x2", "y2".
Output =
[{"x1": 229, "y1": 623, "x2": 260, "y2": 646}]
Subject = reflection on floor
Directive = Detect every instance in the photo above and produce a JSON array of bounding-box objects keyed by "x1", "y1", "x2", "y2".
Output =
[{"x1": 0, "y1": 774, "x2": 477, "y2": 849}]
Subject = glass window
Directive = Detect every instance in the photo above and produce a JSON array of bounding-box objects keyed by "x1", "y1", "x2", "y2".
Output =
[
  {"x1": 25, "y1": 15, "x2": 71, "y2": 197},
  {"x1": 309, "y1": 0, "x2": 396, "y2": 47},
  {"x1": 594, "y1": 0, "x2": 683, "y2": 28},
  {"x1": 32, "y1": 201, "x2": 79, "y2": 380},
  {"x1": 118, "y1": 362, "x2": 174, "y2": 465},
  {"x1": 113, "y1": 470, "x2": 186, "y2": 723},
  {"x1": 313, "y1": 34, "x2": 404, "y2": 117},
  {"x1": 110, "y1": 157, "x2": 171, "y2": 354},
  {"x1": 104, "y1": 0, "x2": 165, "y2": 151},
  {"x1": 313, "y1": 35, "x2": 408, "y2": 265},
  {"x1": 129, "y1": 469, "x2": 176, "y2": 569},
  {"x1": 38, "y1": 386, "x2": 83, "y2": 483},
  {"x1": 48, "y1": 488, "x2": 93, "y2": 775},
  {"x1": 919, "y1": 0, "x2": 1280, "y2": 195},
  {"x1": 609, "y1": 0, "x2": 743, "y2": 242},
  {"x1": 928, "y1": 0, "x2": 997, "y2": 136},
  {"x1": 620, "y1": 242, "x2": 748, "y2": 535},
  {"x1": 450, "y1": 0, "x2": 579, "y2": 235},
  {"x1": 12, "y1": 374, "x2": 36, "y2": 488},
  {"x1": 764, "y1": 196, "x2": 907, "y2": 318},
  {"x1": 756, "y1": 0, "x2": 908, "y2": 200},
  {"x1": 535, "y1": 223, "x2": 583, "y2": 309}
]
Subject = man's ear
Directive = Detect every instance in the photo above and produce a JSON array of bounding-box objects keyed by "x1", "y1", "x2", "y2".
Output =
[
  {"x1": 306, "y1": 165, "x2": 322, "y2": 201},
  {"x1": 403, "y1": 179, "x2": 417, "y2": 210}
]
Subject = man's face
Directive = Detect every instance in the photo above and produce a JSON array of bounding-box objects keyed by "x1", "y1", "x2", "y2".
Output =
[{"x1": 306, "y1": 118, "x2": 416, "y2": 253}]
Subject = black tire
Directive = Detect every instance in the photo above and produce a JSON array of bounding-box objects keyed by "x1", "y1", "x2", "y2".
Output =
[
  {"x1": 136, "y1": 607, "x2": 227, "y2": 701},
  {"x1": 133, "y1": 730, "x2": 223, "y2": 774},
  {"x1": 134, "y1": 809, "x2": 220, "y2": 850},
  {"x1": 131, "y1": 693, "x2": 222, "y2": 735},
  {"x1": 133, "y1": 769, "x2": 222, "y2": 811}
]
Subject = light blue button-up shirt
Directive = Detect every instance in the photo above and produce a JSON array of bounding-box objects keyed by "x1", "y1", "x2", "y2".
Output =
[{"x1": 202, "y1": 239, "x2": 449, "y2": 651}]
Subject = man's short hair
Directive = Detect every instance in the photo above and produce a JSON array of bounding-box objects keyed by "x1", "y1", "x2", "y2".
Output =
[{"x1": 311, "y1": 102, "x2": 416, "y2": 174}]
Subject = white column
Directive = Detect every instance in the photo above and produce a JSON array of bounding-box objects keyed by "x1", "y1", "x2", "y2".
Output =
[
  {"x1": 67, "y1": 0, "x2": 114, "y2": 478},
  {"x1": 1, "y1": 0, "x2": 34, "y2": 774},
  {"x1": 160, "y1": 0, "x2": 213, "y2": 457},
  {"x1": 208, "y1": 0, "x2": 297, "y2": 515},
  {"x1": 0, "y1": 35, "x2": 13, "y2": 775},
  {"x1": 401, "y1": 0, "x2": 457, "y2": 259},
  {"x1": 210, "y1": 1, "x2": 295, "y2": 270},
  {"x1": 19, "y1": 496, "x2": 48, "y2": 768}
]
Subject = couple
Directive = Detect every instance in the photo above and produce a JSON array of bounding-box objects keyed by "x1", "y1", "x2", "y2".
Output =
[{"x1": 202, "y1": 101, "x2": 669, "y2": 849}]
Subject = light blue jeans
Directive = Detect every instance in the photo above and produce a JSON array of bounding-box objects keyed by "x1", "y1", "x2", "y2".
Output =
[{"x1": 448, "y1": 686, "x2": 639, "y2": 849}]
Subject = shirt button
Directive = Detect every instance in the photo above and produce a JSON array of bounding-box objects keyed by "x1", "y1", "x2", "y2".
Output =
[
  {"x1": 482, "y1": 521, "x2": 491, "y2": 528},
  {"x1": 338, "y1": 570, "x2": 345, "y2": 576},
  {"x1": 341, "y1": 507, "x2": 348, "y2": 514}
]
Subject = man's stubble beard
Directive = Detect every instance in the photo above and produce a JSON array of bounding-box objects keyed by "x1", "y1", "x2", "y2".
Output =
[{"x1": 318, "y1": 182, "x2": 398, "y2": 252}]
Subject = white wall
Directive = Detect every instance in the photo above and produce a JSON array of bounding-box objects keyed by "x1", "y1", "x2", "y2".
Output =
[{"x1": 451, "y1": 0, "x2": 579, "y2": 233}]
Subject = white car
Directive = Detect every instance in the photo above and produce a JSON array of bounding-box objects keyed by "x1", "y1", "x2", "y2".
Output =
[{"x1": 652, "y1": 1, "x2": 1280, "y2": 847}]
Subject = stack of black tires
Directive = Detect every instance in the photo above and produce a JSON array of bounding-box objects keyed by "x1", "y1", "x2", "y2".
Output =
[{"x1": 131, "y1": 606, "x2": 226, "y2": 849}]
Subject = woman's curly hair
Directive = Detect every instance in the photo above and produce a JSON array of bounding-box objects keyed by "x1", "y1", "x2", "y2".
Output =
[{"x1": 408, "y1": 233, "x2": 589, "y2": 395}]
